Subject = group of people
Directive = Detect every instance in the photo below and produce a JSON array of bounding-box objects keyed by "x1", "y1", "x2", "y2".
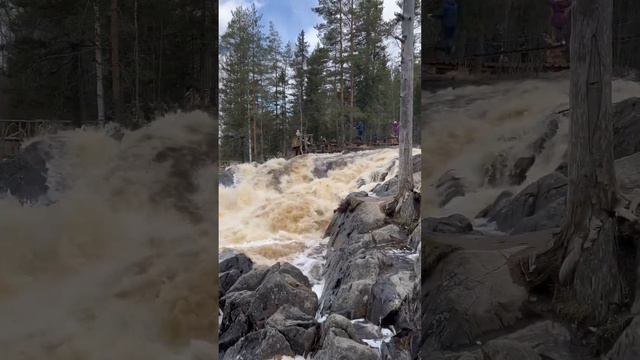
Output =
[
  {"x1": 354, "y1": 120, "x2": 401, "y2": 143},
  {"x1": 290, "y1": 120, "x2": 401, "y2": 156},
  {"x1": 429, "y1": 0, "x2": 573, "y2": 58}
]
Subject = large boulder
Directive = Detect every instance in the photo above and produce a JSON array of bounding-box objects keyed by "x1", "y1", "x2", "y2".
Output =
[
  {"x1": 615, "y1": 152, "x2": 640, "y2": 194},
  {"x1": 476, "y1": 191, "x2": 513, "y2": 219},
  {"x1": 482, "y1": 340, "x2": 542, "y2": 360},
  {"x1": 613, "y1": 97, "x2": 640, "y2": 159},
  {"x1": 607, "y1": 316, "x2": 640, "y2": 360},
  {"x1": 435, "y1": 170, "x2": 465, "y2": 207},
  {"x1": 219, "y1": 167, "x2": 235, "y2": 187},
  {"x1": 266, "y1": 305, "x2": 318, "y2": 355},
  {"x1": 320, "y1": 191, "x2": 419, "y2": 356},
  {"x1": 0, "y1": 140, "x2": 52, "y2": 202},
  {"x1": 487, "y1": 150, "x2": 640, "y2": 234},
  {"x1": 421, "y1": 247, "x2": 528, "y2": 355},
  {"x1": 423, "y1": 214, "x2": 473, "y2": 234},
  {"x1": 219, "y1": 253, "x2": 253, "y2": 302},
  {"x1": 219, "y1": 262, "x2": 318, "y2": 353},
  {"x1": 313, "y1": 157, "x2": 348, "y2": 178},
  {"x1": 312, "y1": 314, "x2": 379, "y2": 360},
  {"x1": 372, "y1": 177, "x2": 398, "y2": 197},
  {"x1": 320, "y1": 193, "x2": 387, "y2": 319},
  {"x1": 489, "y1": 172, "x2": 567, "y2": 233},
  {"x1": 222, "y1": 327, "x2": 294, "y2": 360},
  {"x1": 368, "y1": 254, "x2": 416, "y2": 326}
]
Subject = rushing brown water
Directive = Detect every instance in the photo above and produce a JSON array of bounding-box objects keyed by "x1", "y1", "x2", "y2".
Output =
[
  {"x1": 0, "y1": 112, "x2": 216, "y2": 359},
  {"x1": 422, "y1": 76, "x2": 640, "y2": 220},
  {"x1": 218, "y1": 148, "x2": 419, "y2": 265}
]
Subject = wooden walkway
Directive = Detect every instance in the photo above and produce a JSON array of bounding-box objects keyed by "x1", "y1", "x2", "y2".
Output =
[{"x1": 0, "y1": 119, "x2": 98, "y2": 157}]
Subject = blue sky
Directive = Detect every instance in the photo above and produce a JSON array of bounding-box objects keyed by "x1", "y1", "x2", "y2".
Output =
[{"x1": 219, "y1": 0, "x2": 404, "y2": 57}]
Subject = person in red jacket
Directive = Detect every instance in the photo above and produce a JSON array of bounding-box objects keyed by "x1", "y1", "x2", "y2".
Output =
[{"x1": 549, "y1": 0, "x2": 573, "y2": 45}]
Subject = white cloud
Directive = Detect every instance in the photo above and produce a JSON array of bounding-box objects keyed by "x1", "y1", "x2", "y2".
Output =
[
  {"x1": 382, "y1": 0, "x2": 421, "y2": 64},
  {"x1": 306, "y1": 26, "x2": 320, "y2": 50},
  {"x1": 219, "y1": 0, "x2": 264, "y2": 35},
  {"x1": 382, "y1": 0, "x2": 400, "y2": 22}
]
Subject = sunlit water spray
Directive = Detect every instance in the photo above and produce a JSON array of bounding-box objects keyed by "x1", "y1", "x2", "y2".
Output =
[
  {"x1": 0, "y1": 112, "x2": 216, "y2": 359},
  {"x1": 422, "y1": 75, "x2": 640, "y2": 222}
]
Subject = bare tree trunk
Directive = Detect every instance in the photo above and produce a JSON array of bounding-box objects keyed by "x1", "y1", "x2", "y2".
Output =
[
  {"x1": 392, "y1": 0, "x2": 417, "y2": 226},
  {"x1": 398, "y1": 0, "x2": 415, "y2": 197},
  {"x1": 560, "y1": 0, "x2": 621, "y2": 322},
  {"x1": 197, "y1": 0, "x2": 214, "y2": 111},
  {"x1": 158, "y1": 21, "x2": 164, "y2": 104},
  {"x1": 134, "y1": 0, "x2": 140, "y2": 124},
  {"x1": 339, "y1": 0, "x2": 345, "y2": 146},
  {"x1": 110, "y1": 0, "x2": 122, "y2": 124},
  {"x1": 524, "y1": 0, "x2": 621, "y2": 324},
  {"x1": 94, "y1": 1, "x2": 105, "y2": 125},
  {"x1": 349, "y1": 0, "x2": 355, "y2": 143},
  {"x1": 299, "y1": 84, "x2": 304, "y2": 154}
]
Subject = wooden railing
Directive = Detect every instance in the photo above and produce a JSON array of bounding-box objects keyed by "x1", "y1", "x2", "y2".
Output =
[{"x1": 0, "y1": 119, "x2": 99, "y2": 158}]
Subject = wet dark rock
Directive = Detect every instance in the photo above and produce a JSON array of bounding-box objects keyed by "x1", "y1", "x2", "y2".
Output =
[
  {"x1": 325, "y1": 192, "x2": 387, "y2": 248},
  {"x1": 320, "y1": 190, "x2": 419, "y2": 357},
  {"x1": 368, "y1": 254, "x2": 415, "y2": 326},
  {"x1": 371, "y1": 224, "x2": 409, "y2": 248},
  {"x1": 372, "y1": 177, "x2": 398, "y2": 197},
  {"x1": 511, "y1": 197, "x2": 565, "y2": 234},
  {"x1": 488, "y1": 151, "x2": 640, "y2": 234},
  {"x1": 482, "y1": 339, "x2": 541, "y2": 360},
  {"x1": 420, "y1": 247, "x2": 528, "y2": 354},
  {"x1": 266, "y1": 305, "x2": 318, "y2": 355},
  {"x1": 312, "y1": 314, "x2": 378, "y2": 360},
  {"x1": 381, "y1": 336, "x2": 413, "y2": 360},
  {"x1": 613, "y1": 97, "x2": 640, "y2": 159},
  {"x1": 219, "y1": 262, "x2": 318, "y2": 353},
  {"x1": 436, "y1": 170, "x2": 465, "y2": 207},
  {"x1": 313, "y1": 157, "x2": 349, "y2": 178},
  {"x1": 0, "y1": 140, "x2": 52, "y2": 202},
  {"x1": 607, "y1": 316, "x2": 640, "y2": 360},
  {"x1": 530, "y1": 117, "x2": 560, "y2": 154},
  {"x1": 423, "y1": 214, "x2": 473, "y2": 234},
  {"x1": 490, "y1": 172, "x2": 567, "y2": 233},
  {"x1": 219, "y1": 253, "x2": 254, "y2": 305},
  {"x1": 412, "y1": 154, "x2": 422, "y2": 174},
  {"x1": 476, "y1": 191, "x2": 513, "y2": 219},
  {"x1": 408, "y1": 223, "x2": 421, "y2": 252},
  {"x1": 509, "y1": 156, "x2": 535, "y2": 186},
  {"x1": 220, "y1": 252, "x2": 253, "y2": 274},
  {"x1": 485, "y1": 116, "x2": 560, "y2": 187},
  {"x1": 222, "y1": 327, "x2": 295, "y2": 360},
  {"x1": 616, "y1": 152, "x2": 640, "y2": 194},
  {"x1": 219, "y1": 167, "x2": 235, "y2": 187},
  {"x1": 352, "y1": 319, "x2": 383, "y2": 340},
  {"x1": 370, "y1": 155, "x2": 419, "y2": 198}
]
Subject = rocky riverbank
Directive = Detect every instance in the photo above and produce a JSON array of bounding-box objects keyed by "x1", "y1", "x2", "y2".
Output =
[
  {"x1": 218, "y1": 155, "x2": 421, "y2": 360},
  {"x1": 419, "y1": 97, "x2": 640, "y2": 359}
]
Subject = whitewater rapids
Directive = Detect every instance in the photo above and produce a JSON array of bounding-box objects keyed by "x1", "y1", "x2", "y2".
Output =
[
  {"x1": 0, "y1": 112, "x2": 216, "y2": 359},
  {"x1": 219, "y1": 148, "x2": 419, "y2": 267},
  {"x1": 422, "y1": 74, "x2": 640, "y2": 220}
]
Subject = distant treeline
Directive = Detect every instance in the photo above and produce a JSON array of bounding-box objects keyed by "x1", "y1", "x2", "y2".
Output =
[
  {"x1": 219, "y1": 1, "x2": 421, "y2": 163},
  {"x1": 0, "y1": 0, "x2": 216, "y2": 128},
  {"x1": 423, "y1": 0, "x2": 640, "y2": 71}
]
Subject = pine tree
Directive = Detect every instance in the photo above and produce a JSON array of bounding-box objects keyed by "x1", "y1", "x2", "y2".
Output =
[
  {"x1": 305, "y1": 46, "x2": 330, "y2": 140},
  {"x1": 291, "y1": 31, "x2": 309, "y2": 140}
]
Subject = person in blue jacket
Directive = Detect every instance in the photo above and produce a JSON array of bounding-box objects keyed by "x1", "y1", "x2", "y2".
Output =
[
  {"x1": 355, "y1": 120, "x2": 365, "y2": 142},
  {"x1": 432, "y1": 0, "x2": 459, "y2": 55}
]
